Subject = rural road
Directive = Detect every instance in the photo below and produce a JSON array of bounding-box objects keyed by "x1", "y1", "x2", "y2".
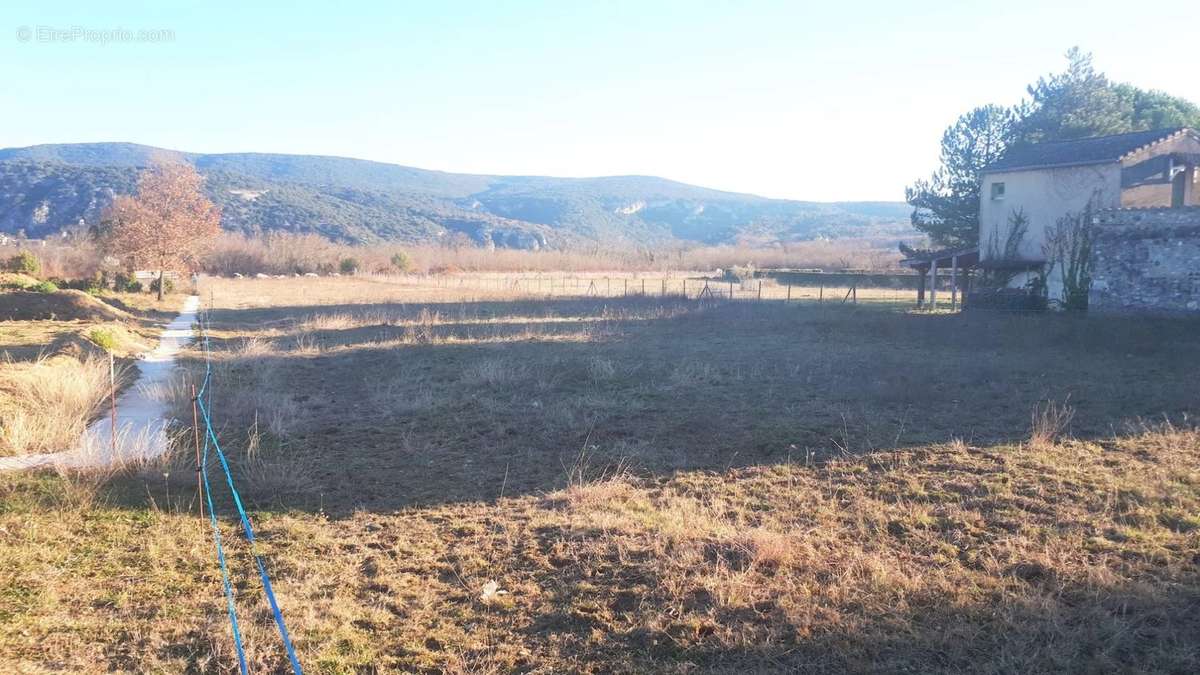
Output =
[{"x1": 0, "y1": 295, "x2": 200, "y2": 472}]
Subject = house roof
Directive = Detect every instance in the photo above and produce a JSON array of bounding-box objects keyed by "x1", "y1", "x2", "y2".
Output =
[{"x1": 982, "y1": 127, "x2": 1193, "y2": 173}]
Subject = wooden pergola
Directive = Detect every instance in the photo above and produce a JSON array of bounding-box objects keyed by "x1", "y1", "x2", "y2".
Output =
[{"x1": 900, "y1": 246, "x2": 979, "y2": 310}]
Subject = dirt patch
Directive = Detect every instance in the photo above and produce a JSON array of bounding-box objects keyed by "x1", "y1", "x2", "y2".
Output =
[{"x1": 0, "y1": 290, "x2": 132, "y2": 322}]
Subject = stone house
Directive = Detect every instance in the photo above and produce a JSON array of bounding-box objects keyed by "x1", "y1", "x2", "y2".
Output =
[
  {"x1": 978, "y1": 127, "x2": 1200, "y2": 301},
  {"x1": 902, "y1": 128, "x2": 1200, "y2": 313}
]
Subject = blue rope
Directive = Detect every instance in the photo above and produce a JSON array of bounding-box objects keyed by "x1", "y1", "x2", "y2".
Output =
[
  {"x1": 196, "y1": 307, "x2": 303, "y2": 674},
  {"x1": 200, "y1": 419, "x2": 249, "y2": 674}
]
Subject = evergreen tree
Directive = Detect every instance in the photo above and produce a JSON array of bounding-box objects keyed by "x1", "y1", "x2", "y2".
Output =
[
  {"x1": 1014, "y1": 48, "x2": 1132, "y2": 144},
  {"x1": 907, "y1": 48, "x2": 1200, "y2": 248},
  {"x1": 905, "y1": 105, "x2": 1015, "y2": 248}
]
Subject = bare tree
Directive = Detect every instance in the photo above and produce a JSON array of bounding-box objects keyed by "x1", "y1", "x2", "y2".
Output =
[
  {"x1": 1043, "y1": 195, "x2": 1098, "y2": 312},
  {"x1": 102, "y1": 164, "x2": 221, "y2": 299},
  {"x1": 979, "y1": 208, "x2": 1030, "y2": 289}
]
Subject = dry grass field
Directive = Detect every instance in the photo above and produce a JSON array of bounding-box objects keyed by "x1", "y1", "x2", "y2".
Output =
[
  {"x1": 3, "y1": 275, "x2": 1200, "y2": 673},
  {"x1": 0, "y1": 289, "x2": 181, "y2": 456}
]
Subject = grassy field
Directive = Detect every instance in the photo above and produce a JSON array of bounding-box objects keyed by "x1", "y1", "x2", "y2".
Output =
[{"x1": 3, "y1": 276, "x2": 1200, "y2": 673}]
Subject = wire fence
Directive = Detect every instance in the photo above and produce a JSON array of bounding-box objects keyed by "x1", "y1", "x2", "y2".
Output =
[
  {"x1": 194, "y1": 305, "x2": 304, "y2": 675},
  {"x1": 367, "y1": 273, "x2": 950, "y2": 309}
]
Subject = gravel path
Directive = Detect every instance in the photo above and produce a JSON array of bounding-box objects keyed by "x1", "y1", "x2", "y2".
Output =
[{"x1": 0, "y1": 295, "x2": 200, "y2": 472}]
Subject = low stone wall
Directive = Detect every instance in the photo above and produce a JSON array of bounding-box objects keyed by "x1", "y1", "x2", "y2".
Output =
[{"x1": 1090, "y1": 207, "x2": 1200, "y2": 314}]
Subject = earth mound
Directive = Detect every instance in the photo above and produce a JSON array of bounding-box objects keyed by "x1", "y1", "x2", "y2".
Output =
[{"x1": 0, "y1": 290, "x2": 133, "y2": 322}]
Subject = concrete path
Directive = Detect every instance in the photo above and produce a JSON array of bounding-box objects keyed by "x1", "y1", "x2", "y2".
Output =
[{"x1": 0, "y1": 295, "x2": 201, "y2": 472}]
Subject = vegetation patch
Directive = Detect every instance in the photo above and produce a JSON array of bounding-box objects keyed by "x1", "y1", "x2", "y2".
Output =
[{"x1": 2, "y1": 277, "x2": 1199, "y2": 672}]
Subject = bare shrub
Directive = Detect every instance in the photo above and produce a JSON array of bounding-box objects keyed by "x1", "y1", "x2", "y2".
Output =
[
  {"x1": 201, "y1": 232, "x2": 903, "y2": 276},
  {"x1": 1030, "y1": 399, "x2": 1075, "y2": 448},
  {"x1": 558, "y1": 448, "x2": 637, "y2": 508}
]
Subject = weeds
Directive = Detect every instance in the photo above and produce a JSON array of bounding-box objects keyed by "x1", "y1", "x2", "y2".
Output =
[
  {"x1": 0, "y1": 354, "x2": 124, "y2": 456},
  {"x1": 1030, "y1": 398, "x2": 1075, "y2": 448}
]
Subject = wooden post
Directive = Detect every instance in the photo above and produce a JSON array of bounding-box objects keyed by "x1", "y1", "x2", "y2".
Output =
[
  {"x1": 682, "y1": 279, "x2": 687, "y2": 298},
  {"x1": 758, "y1": 281, "x2": 762, "y2": 300},
  {"x1": 786, "y1": 285, "x2": 791, "y2": 303},
  {"x1": 109, "y1": 351, "x2": 117, "y2": 455},
  {"x1": 623, "y1": 278, "x2": 627, "y2": 296},
  {"x1": 950, "y1": 255, "x2": 959, "y2": 311},
  {"x1": 729, "y1": 280, "x2": 734, "y2": 300},
  {"x1": 641, "y1": 279, "x2": 645, "y2": 295},
  {"x1": 191, "y1": 383, "x2": 204, "y2": 518},
  {"x1": 852, "y1": 285, "x2": 857, "y2": 304},
  {"x1": 661, "y1": 279, "x2": 666, "y2": 296},
  {"x1": 819, "y1": 284, "x2": 824, "y2": 302},
  {"x1": 929, "y1": 260, "x2": 938, "y2": 310}
]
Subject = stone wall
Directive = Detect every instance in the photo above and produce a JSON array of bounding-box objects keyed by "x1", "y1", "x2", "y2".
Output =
[{"x1": 1090, "y1": 207, "x2": 1200, "y2": 314}]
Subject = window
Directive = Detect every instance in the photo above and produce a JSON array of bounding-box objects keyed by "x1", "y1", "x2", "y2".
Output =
[{"x1": 990, "y1": 182, "x2": 1006, "y2": 200}]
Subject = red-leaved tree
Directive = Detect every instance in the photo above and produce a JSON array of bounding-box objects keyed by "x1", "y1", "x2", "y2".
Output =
[{"x1": 102, "y1": 164, "x2": 221, "y2": 299}]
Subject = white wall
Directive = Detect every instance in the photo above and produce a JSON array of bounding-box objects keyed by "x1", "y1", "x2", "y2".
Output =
[
  {"x1": 979, "y1": 163, "x2": 1120, "y2": 261},
  {"x1": 979, "y1": 164, "x2": 1120, "y2": 300}
]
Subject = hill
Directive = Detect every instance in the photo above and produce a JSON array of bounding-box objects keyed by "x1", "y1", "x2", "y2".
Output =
[{"x1": 0, "y1": 142, "x2": 914, "y2": 249}]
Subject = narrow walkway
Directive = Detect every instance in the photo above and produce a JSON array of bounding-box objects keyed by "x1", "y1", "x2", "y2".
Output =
[{"x1": 0, "y1": 295, "x2": 201, "y2": 471}]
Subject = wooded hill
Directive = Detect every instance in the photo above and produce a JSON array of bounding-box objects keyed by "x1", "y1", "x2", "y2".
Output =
[{"x1": 0, "y1": 143, "x2": 911, "y2": 249}]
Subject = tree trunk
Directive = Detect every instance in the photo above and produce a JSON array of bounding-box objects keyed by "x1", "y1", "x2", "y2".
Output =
[{"x1": 157, "y1": 270, "x2": 164, "y2": 301}]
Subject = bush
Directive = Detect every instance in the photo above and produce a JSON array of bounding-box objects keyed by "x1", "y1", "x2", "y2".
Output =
[
  {"x1": 7, "y1": 251, "x2": 40, "y2": 276},
  {"x1": 30, "y1": 280, "x2": 59, "y2": 293},
  {"x1": 87, "y1": 328, "x2": 118, "y2": 352},
  {"x1": 149, "y1": 276, "x2": 174, "y2": 295},
  {"x1": 339, "y1": 257, "x2": 360, "y2": 274},
  {"x1": 56, "y1": 275, "x2": 105, "y2": 293},
  {"x1": 113, "y1": 272, "x2": 138, "y2": 293},
  {"x1": 390, "y1": 251, "x2": 411, "y2": 272}
]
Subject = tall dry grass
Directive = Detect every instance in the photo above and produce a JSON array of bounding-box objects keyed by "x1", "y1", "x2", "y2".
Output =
[
  {"x1": 0, "y1": 354, "x2": 126, "y2": 456},
  {"x1": 203, "y1": 231, "x2": 904, "y2": 276}
]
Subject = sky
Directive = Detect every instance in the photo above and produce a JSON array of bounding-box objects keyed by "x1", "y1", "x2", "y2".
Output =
[{"x1": 2, "y1": 1, "x2": 1198, "y2": 202}]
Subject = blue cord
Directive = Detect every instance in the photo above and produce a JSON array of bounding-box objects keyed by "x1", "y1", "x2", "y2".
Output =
[{"x1": 196, "y1": 306, "x2": 303, "y2": 674}]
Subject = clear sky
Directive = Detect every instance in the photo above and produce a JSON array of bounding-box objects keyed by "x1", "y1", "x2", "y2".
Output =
[{"x1": 2, "y1": 1, "x2": 1197, "y2": 201}]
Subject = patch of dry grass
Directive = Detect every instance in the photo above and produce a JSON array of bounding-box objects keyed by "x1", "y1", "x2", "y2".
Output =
[
  {"x1": 3, "y1": 276, "x2": 1200, "y2": 672},
  {"x1": 0, "y1": 354, "x2": 129, "y2": 456}
]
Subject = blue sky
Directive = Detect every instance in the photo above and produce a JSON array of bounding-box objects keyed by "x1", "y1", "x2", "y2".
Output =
[{"x1": 2, "y1": 1, "x2": 1197, "y2": 201}]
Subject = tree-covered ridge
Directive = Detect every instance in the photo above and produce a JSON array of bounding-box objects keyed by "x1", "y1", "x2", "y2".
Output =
[
  {"x1": 0, "y1": 146, "x2": 913, "y2": 248},
  {"x1": 906, "y1": 48, "x2": 1200, "y2": 248}
]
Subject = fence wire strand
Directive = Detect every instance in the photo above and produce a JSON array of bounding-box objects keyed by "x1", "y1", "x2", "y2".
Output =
[{"x1": 196, "y1": 303, "x2": 303, "y2": 675}]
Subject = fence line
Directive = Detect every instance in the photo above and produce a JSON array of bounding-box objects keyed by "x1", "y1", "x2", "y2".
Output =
[
  {"x1": 358, "y1": 273, "x2": 948, "y2": 309},
  {"x1": 195, "y1": 306, "x2": 304, "y2": 675}
]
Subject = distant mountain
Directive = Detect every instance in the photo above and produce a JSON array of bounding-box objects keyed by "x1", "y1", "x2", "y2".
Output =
[{"x1": 0, "y1": 142, "x2": 914, "y2": 249}]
